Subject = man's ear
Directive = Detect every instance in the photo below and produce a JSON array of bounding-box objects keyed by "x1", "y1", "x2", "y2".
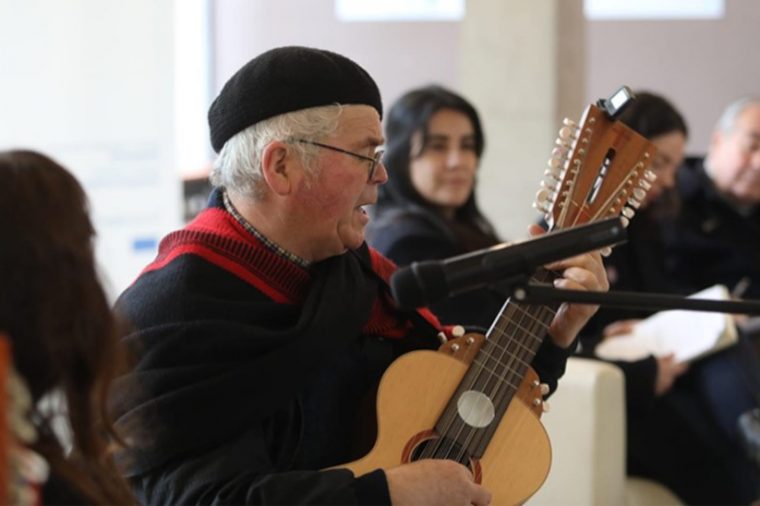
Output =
[{"x1": 261, "y1": 141, "x2": 299, "y2": 195}]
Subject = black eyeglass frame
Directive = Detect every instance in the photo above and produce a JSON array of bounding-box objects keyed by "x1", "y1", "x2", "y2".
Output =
[{"x1": 293, "y1": 139, "x2": 384, "y2": 181}]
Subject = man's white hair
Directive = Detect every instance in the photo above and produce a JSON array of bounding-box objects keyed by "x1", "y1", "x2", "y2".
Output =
[
  {"x1": 210, "y1": 104, "x2": 343, "y2": 200},
  {"x1": 715, "y1": 96, "x2": 760, "y2": 134}
]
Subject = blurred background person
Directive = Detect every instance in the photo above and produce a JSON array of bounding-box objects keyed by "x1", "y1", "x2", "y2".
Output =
[
  {"x1": 367, "y1": 85, "x2": 503, "y2": 328},
  {"x1": 580, "y1": 92, "x2": 760, "y2": 505},
  {"x1": 0, "y1": 150, "x2": 135, "y2": 505},
  {"x1": 662, "y1": 97, "x2": 760, "y2": 299}
]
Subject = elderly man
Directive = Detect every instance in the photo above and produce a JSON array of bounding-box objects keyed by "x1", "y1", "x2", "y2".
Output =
[
  {"x1": 110, "y1": 46, "x2": 607, "y2": 505},
  {"x1": 663, "y1": 97, "x2": 760, "y2": 297}
]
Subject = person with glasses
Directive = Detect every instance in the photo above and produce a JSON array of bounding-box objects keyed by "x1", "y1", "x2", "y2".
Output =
[
  {"x1": 109, "y1": 46, "x2": 608, "y2": 506},
  {"x1": 662, "y1": 97, "x2": 760, "y2": 300}
]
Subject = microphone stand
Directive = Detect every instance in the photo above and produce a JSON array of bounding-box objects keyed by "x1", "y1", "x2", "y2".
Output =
[{"x1": 505, "y1": 279, "x2": 760, "y2": 315}]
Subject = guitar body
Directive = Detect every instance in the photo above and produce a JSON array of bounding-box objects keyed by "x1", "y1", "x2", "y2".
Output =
[{"x1": 342, "y1": 349, "x2": 551, "y2": 505}]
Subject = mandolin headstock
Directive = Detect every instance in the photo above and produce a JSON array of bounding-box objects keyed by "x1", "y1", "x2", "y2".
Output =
[{"x1": 534, "y1": 87, "x2": 658, "y2": 235}]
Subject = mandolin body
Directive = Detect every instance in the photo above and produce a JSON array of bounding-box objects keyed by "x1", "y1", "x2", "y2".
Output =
[{"x1": 341, "y1": 349, "x2": 551, "y2": 505}]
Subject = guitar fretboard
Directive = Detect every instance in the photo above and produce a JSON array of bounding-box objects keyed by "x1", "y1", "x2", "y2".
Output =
[{"x1": 422, "y1": 268, "x2": 558, "y2": 462}]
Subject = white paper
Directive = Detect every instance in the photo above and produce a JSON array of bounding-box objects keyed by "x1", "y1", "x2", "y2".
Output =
[{"x1": 595, "y1": 285, "x2": 737, "y2": 363}]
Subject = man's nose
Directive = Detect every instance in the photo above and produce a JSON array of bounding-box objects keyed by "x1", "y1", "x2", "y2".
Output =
[{"x1": 372, "y1": 161, "x2": 389, "y2": 184}]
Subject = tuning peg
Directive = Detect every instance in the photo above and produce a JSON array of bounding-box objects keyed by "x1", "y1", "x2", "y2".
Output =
[
  {"x1": 644, "y1": 169, "x2": 657, "y2": 182},
  {"x1": 601, "y1": 246, "x2": 613, "y2": 257},
  {"x1": 621, "y1": 216, "x2": 630, "y2": 228},
  {"x1": 632, "y1": 188, "x2": 647, "y2": 201},
  {"x1": 555, "y1": 138, "x2": 571, "y2": 149},
  {"x1": 562, "y1": 117, "x2": 578, "y2": 128},
  {"x1": 558, "y1": 125, "x2": 577, "y2": 141},
  {"x1": 627, "y1": 196, "x2": 642, "y2": 209},
  {"x1": 622, "y1": 207, "x2": 635, "y2": 219},
  {"x1": 542, "y1": 401, "x2": 551, "y2": 413},
  {"x1": 539, "y1": 383, "x2": 550, "y2": 396},
  {"x1": 638, "y1": 179, "x2": 652, "y2": 190},
  {"x1": 540, "y1": 179, "x2": 558, "y2": 191},
  {"x1": 547, "y1": 157, "x2": 562, "y2": 170},
  {"x1": 534, "y1": 189, "x2": 552, "y2": 211}
]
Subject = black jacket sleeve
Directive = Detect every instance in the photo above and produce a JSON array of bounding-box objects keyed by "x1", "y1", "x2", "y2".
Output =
[{"x1": 131, "y1": 422, "x2": 391, "y2": 506}]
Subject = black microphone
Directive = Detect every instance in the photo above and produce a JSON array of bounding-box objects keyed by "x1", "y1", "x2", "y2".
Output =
[{"x1": 390, "y1": 217, "x2": 626, "y2": 309}]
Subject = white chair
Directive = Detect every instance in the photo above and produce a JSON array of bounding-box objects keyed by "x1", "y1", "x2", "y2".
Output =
[{"x1": 528, "y1": 357, "x2": 682, "y2": 506}]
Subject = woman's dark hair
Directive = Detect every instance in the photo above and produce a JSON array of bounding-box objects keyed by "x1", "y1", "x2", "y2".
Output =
[
  {"x1": 0, "y1": 150, "x2": 134, "y2": 504},
  {"x1": 617, "y1": 91, "x2": 688, "y2": 217},
  {"x1": 377, "y1": 85, "x2": 495, "y2": 242},
  {"x1": 617, "y1": 91, "x2": 688, "y2": 140}
]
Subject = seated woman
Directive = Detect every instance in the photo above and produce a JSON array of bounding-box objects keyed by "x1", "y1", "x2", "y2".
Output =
[
  {"x1": 0, "y1": 150, "x2": 135, "y2": 504},
  {"x1": 580, "y1": 92, "x2": 759, "y2": 505},
  {"x1": 367, "y1": 85, "x2": 503, "y2": 328}
]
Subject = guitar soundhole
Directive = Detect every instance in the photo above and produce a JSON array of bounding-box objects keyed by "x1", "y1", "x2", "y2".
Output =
[{"x1": 410, "y1": 436, "x2": 471, "y2": 467}]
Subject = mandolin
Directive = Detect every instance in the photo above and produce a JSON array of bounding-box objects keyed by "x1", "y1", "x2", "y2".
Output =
[{"x1": 341, "y1": 87, "x2": 657, "y2": 504}]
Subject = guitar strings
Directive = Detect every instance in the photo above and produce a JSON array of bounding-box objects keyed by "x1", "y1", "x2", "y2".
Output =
[
  {"x1": 440, "y1": 301, "x2": 540, "y2": 464},
  {"x1": 442, "y1": 279, "x2": 556, "y2": 465},
  {"x1": 420, "y1": 275, "x2": 552, "y2": 463},
  {"x1": 424, "y1": 279, "x2": 554, "y2": 464}
]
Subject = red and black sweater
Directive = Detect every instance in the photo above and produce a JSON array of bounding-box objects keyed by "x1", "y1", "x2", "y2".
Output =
[{"x1": 110, "y1": 189, "x2": 570, "y2": 505}]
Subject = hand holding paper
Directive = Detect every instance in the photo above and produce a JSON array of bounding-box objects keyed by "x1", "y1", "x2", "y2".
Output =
[{"x1": 595, "y1": 285, "x2": 739, "y2": 363}]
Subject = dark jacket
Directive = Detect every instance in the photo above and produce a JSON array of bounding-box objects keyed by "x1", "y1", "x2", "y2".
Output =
[
  {"x1": 662, "y1": 156, "x2": 760, "y2": 298},
  {"x1": 581, "y1": 174, "x2": 760, "y2": 505},
  {"x1": 367, "y1": 205, "x2": 513, "y2": 329},
  {"x1": 110, "y1": 191, "x2": 572, "y2": 505}
]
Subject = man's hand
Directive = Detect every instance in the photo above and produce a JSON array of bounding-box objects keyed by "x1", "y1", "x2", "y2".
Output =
[
  {"x1": 385, "y1": 460, "x2": 491, "y2": 506},
  {"x1": 528, "y1": 224, "x2": 609, "y2": 349}
]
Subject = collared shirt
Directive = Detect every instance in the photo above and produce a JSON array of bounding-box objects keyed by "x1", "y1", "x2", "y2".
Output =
[{"x1": 222, "y1": 190, "x2": 311, "y2": 268}]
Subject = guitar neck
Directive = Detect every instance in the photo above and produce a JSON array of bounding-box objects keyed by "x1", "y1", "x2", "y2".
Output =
[{"x1": 434, "y1": 268, "x2": 558, "y2": 458}]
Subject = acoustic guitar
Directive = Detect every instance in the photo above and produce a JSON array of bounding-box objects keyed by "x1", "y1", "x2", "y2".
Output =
[{"x1": 341, "y1": 89, "x2": 657, "y2": 504}]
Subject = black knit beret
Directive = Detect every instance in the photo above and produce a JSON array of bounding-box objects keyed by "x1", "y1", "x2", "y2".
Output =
[{"x1": 208, "y1": 46, "x2": 383, "y2": 152}]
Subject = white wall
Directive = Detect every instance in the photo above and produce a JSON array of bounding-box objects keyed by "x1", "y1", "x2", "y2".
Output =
[
  {"x1": 0, "y1": 0, "x2": 183, "y2": 297},
  {"x1": 587, "y1": 0, "x2": 760, "y2": 155}
]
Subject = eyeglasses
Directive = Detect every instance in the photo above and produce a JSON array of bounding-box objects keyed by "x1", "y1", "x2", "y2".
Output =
[{"x1": 293, "y1": 139, "x2": 384, "y2": 182}]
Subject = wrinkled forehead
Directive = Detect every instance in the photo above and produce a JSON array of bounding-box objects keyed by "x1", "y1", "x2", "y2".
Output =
[{"x1": 333, "y1": 105, "x2": 384, "y2": 145}]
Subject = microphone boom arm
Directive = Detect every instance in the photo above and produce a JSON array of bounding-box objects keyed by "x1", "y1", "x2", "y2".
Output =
[{"x1": 510, "y1": 283, "x2": 760, "y2": 315}]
